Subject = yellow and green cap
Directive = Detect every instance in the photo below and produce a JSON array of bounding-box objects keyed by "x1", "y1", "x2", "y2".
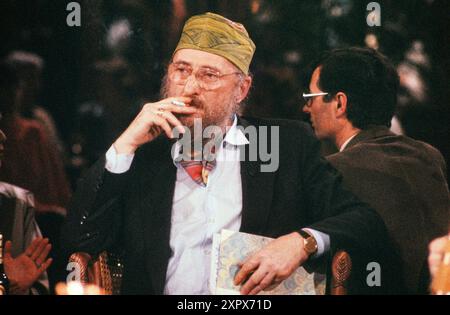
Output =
[{"x1": 173, "y1": 12, "x2": 256, "y2": 75}]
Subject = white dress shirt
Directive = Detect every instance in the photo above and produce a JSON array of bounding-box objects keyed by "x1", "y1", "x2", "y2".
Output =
[
  {"x1": 339, "y1": 133, "x2": 359, "y2": 152},
  {"x1": 105, "y1": 118, "x2": 329, "y2": 294}
]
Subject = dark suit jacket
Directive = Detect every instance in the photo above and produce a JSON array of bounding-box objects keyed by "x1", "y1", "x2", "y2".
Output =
[
  {"x1": 327, "y1": 126, "x2": 450, "y2": 294},
  {"x1": 62, "y1": 117, "x2": 390, "y2": 294}
]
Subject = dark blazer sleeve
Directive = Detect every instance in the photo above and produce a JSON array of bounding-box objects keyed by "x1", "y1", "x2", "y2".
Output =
[
  {"x1": 61, "y1": 155, "x2": 131, "y2": 256},
  {"x1": 297, "y1": 124, "x2": 388, "y2": 255}
]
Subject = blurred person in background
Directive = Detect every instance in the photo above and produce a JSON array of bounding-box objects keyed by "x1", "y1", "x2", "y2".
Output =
[
  {"x1": 5, "y1": 51, "x2": 65, "y2": 155},
  {"x1": 0, "y1": 60, "x2": 71, "y2": 292},
  {"x1": 0, "y1": 58, "x2": 71, "y2": 216},
  {"x1": 0, "y1": 62, "x2": 52, "y2": 294}
]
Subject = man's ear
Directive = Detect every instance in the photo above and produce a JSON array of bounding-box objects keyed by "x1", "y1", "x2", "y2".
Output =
[
  {"x1": 236, "y1": 75, "x2": 252, "y2": 103},
  {"x1": 335, "y1": 92, "x2": 348, "y2": 117}
]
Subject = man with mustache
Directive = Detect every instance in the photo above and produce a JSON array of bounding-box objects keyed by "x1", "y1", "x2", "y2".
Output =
[{"x1": 63, "y1": 13, "x2": 390, "y2": 295}]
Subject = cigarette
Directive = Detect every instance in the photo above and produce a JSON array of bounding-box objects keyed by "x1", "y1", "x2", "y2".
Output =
[{"x1": 171, "y1": 100, "x2": 186, "y2": 107}]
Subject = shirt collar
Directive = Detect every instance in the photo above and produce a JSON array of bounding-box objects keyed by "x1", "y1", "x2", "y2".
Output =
[
  {"x1": 339, "y1": 133, "x2": 360, "y2": 152},
  {"x1": 223, "y1": 115, "x2": 250, "y2": 147},
  {"x1": 172, "y1": 116, "x2": 249, "y2": 164}
]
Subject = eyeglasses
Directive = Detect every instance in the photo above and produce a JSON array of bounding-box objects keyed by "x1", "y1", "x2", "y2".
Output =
[
  {"x1": 302, "y1": 92, "x2": 329, "y2": 107},
  {"x1": 168, "y1": 63, "x2": 241, "y2": 91}
]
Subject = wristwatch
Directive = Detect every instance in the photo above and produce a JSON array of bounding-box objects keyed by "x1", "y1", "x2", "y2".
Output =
[{"x1": 299, "y1": 230, "x2": 318, "y2": 257}]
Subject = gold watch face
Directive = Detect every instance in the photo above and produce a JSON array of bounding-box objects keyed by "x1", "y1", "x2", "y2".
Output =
[{"x1": 304, "y1": 237, "x2": 318, "y2": 255}]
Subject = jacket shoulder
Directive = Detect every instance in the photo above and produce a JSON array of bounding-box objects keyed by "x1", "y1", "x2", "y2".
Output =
[
  {"x1": 0, "y1": 182, "x2": 35, "y2": 207},
  {"x1": 241, "y1": 116, "x2": 311, "y2": 129},
  {"x1": 240, "y1": 116, "x2": 316, "y2": 140}
]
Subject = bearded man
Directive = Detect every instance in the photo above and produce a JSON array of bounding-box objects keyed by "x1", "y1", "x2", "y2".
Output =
[{"x1": 63, "y1": 13, "x2": 390, "y2": 295}]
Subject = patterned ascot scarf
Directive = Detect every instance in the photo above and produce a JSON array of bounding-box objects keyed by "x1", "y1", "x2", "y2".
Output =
[{"x1": 178, "y1": 146, "x2": 217, "y2": 187}]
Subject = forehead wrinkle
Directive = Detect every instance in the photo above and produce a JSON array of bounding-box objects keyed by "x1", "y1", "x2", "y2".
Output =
[
  {"x1": 173, "y1": 49, "x2": 239, "y2": 73},
  {"x1": 173, "y1": 60, "x2": 222, "y2": 73},
  {"x1": 172, "y1": 59, "x2": 227, "y2": 74}
]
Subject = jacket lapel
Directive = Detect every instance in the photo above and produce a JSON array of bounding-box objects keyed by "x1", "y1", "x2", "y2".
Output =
[
  {"x1": 0, "y1": 195, "x2": 16, "y2": 242},
  {"x1": 138, "y1": 139, "x2": 177, "y2": 294},
  {"x1": 237, "y1": 118, "x2": 276, "y2": 235}
]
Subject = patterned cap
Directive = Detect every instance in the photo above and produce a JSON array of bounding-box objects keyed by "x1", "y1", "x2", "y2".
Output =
[{"x1": 174, "y1": 12, "x2": 256, "y2": 75}]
